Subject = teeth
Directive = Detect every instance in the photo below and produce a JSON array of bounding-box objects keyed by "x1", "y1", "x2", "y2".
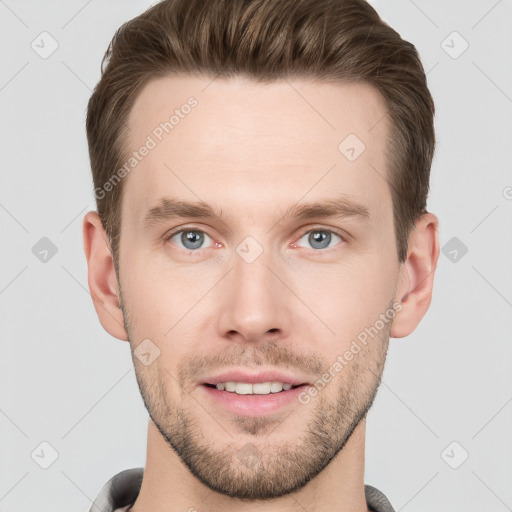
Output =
[{"x1": 214, "y1": 381, "x2": 294, "y2": 394}]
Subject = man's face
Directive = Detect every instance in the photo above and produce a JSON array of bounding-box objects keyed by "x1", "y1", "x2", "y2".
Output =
[{"x1": 117, "y1": 75, "x2": 401, "y2": 500}]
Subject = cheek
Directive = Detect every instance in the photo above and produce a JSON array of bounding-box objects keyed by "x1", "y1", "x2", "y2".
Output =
[
  {"x1": 121, "y1": 254, "x2": 217, "y2": 342},
  {"x1": 295, "y1": 255, "x2": 396, "y2": 346}
]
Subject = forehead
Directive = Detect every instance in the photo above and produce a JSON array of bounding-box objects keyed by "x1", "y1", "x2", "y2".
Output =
[{"x1": 122, "y1": 74, "x2": 391, "y2": 228}]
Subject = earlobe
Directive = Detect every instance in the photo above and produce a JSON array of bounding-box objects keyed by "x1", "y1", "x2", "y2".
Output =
[
  {"x1": 390, "y1": 212, "x2": 440, "y2": 339},
  {"x1": 82, "y1": 211, "x2": 129, "y2": 341}
]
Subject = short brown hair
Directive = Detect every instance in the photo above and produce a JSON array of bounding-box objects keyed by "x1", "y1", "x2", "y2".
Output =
[{"x1": 86, "y1": 0, "x2": 435, "y2": 273}]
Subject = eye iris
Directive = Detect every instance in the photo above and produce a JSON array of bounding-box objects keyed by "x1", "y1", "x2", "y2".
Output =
[
  {"x1": 309, "y1": 231, "x2": 331, "y2": 250},
  {"x1": 182, "y1": 230, "x2": 204, "y2": 250}
]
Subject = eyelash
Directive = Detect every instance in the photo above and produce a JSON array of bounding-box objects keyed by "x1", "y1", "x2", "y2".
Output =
[{"x1": 164, "y1": 225, "x2": 347, "y2": 252}]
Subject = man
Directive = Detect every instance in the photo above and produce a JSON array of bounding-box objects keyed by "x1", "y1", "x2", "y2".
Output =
[{"x1": 83, "y1": 0, "x2": 439, "y2": 510}]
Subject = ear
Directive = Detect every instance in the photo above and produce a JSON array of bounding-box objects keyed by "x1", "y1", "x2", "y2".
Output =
[
  {"x1": 391, "y1": 212, "x2": 440, "y2": 338},
  {"x1": 82, "y1": 211, "x2": 128, "y2": 341}
]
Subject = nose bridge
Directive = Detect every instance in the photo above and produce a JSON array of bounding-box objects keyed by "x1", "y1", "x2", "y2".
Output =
[{"x1": 216, "y1": 238, "x2": 286, "y2": 341}]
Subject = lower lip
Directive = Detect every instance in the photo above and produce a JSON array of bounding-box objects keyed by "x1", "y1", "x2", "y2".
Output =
[{"x1": 200, "y1": 384, "x2": 310, "y2": 416}]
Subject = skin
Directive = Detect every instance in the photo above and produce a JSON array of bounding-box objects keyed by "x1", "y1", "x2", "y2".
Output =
[{"x1": 83, "y1": 75, "x2": 439, "y2": 512}]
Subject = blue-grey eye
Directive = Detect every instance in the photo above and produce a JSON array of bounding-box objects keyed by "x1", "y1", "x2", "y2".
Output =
[
  {"x1": 169, "y1": 230, "x2": 213, "y2": 250},
  {"x1": 296, "y1": 230, "x2": 342, "y2": 250}
]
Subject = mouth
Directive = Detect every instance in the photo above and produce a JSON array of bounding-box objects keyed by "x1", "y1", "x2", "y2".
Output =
[{"x1": 198, "y1": 370, "x2": 313, "y2": 415}]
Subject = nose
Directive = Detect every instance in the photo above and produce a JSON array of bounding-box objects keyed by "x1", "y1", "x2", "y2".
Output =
[{"x1": 215, "y1": 245, "x2": 290, "y2": 344}]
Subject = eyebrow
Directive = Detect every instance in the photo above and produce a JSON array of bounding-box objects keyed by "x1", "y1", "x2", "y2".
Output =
[{"x1": 142, "y1": 194, "x2": 371, "y2": 229}]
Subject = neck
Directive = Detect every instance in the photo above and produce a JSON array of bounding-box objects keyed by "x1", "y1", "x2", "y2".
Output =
[{"x1": 131, "y1": 418, "x2": 370, "y2": 512}]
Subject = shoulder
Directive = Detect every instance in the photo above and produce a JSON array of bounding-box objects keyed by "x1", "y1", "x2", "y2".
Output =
[
  {"x1": 89, "y1": 468, "x2": 144, "y2": 512},
  {"x1": 364, "y1": 484, "x2": 396, "y2": 512}
]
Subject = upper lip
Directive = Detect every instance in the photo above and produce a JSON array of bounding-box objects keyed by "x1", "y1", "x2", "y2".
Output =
[{"x1": 202, "y1": 369, "x2": 311, "y2": 386}]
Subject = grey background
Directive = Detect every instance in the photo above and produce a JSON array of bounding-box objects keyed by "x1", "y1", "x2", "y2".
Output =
[{"x1": 1, "y1": 0, "x2": 511, "y2": 511}]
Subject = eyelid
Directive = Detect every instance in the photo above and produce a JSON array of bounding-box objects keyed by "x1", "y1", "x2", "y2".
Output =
[
  {"x1": 296, "y1": 224, "x2": 348, "y2": 239},
  {"x1": 164, "y1": 221, "x2": 218, "y2": 236},
  {"x1": 165, "y1": 225, "x2": 206, "y2": 240}
]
